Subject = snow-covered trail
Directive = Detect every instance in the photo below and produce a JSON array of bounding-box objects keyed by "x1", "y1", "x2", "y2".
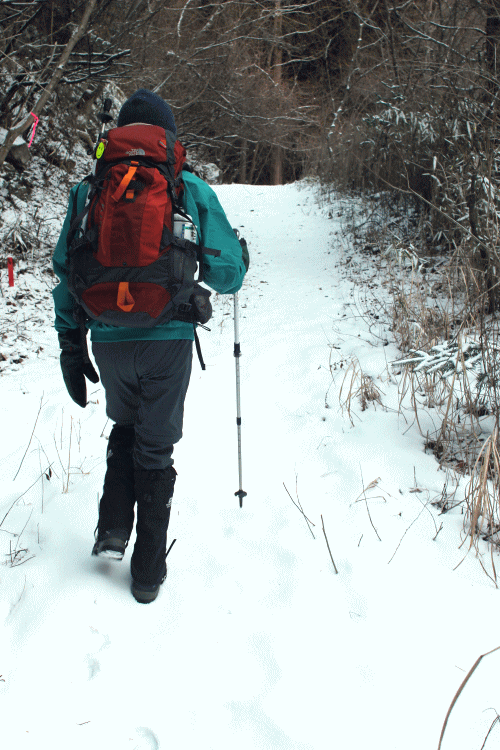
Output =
[{"x1": 1, "y1": 182, "x2": 500, "y2": 750}]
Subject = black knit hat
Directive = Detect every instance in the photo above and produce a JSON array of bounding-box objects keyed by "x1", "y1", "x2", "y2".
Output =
[{"x1": 117, "y1": 89, "x2": 177, "y2": 134}]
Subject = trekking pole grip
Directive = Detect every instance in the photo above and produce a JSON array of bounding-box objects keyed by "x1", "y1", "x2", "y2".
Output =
[{"x1": 100, "y1": 98, "x2": 113, "y2": 124}]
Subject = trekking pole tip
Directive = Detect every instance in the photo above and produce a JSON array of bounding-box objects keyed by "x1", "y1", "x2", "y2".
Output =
[{"x1": 235, "y1": 489, "x2": 247, "y2": 508}]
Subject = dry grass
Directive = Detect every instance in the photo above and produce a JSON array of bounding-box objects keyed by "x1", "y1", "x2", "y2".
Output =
[
  {"x1": 330, "y1": 186, "x2": 500, "y2": 581},
  {"x1": 385, "y1": 252, "x2": 457, "y2": 352},
  {"x1": 462, "y1": 429, "x2": 500, "y2": 584},
  {"x1": 384, "y1": 244, "x2": 500, "y2": 581},
  {"x1": 338, "y1": 358, "x2": 383, "y2": 425}
]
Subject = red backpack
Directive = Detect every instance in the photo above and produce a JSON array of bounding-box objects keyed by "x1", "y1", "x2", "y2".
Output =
[{"x1": 66, "y1": 124, "x2": 219, "y2": 329}]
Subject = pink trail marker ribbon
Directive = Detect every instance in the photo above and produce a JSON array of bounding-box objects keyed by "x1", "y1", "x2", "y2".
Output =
[{"x1": 27, "y1": 113, "x2": 39, "y2": 148}]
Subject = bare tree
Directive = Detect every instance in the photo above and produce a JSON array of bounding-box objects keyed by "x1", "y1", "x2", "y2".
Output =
[
  {"x1": 0, "y1": 0, "x2": 166, "y2": 166},
  {"x1": 128, "y1": 0, "x2": 339, "y2": 183},
  {"x1": 0, "y1": 0, "x2": 99, "y2": 167},
  {"x1": 319, "y1": 0, "x2": 500, "y2": 314}
]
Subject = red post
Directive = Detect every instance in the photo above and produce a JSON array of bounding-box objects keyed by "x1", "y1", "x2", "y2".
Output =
[{"x1": 7, "y1": 256, "x2": 14, "y2": 287}]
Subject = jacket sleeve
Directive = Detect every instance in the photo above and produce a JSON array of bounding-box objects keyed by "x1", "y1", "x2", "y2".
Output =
[
  {"x1": 181, "y1": 173, "x2": 247, "y2": 295},
  {"x1": 52, "y1": 183, "x2": 86, "y2": 332}
]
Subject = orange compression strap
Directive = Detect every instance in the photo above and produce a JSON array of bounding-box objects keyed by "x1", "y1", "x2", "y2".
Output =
[
  {"x1": 112, "y1": 162, "x2": 138, "y2": 202},
  {"x1": 117, "y1": 282, "x2": 135, "y2": 312}
]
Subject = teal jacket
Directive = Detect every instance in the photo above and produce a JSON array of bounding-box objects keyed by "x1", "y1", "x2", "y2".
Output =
[{"x1": 52, "y1": 170, "x2": 246, "y2": 341}]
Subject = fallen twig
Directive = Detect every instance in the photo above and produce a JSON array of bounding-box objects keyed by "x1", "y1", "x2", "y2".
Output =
[
  {"x1": 360, "y1": 467, "x2": 382, "y2": 541},
  {"x1": 13, "y1": 393, "x2": 44, "y2": 480},
  {"x1": 64, "y1": 416, "x2": 73, "y2": 493},
  {"x1": 388, "y1": 502, "x2": 428, "y2": 564},
  {"x1": 0, "y1": 463, "x2": 54, "y2": 529},
  {"x1": 437, "y1": 646, "x2": 500, "y2": 750},
  {"x1": 7, "y1": 574, "x2": 26, "y2": 619},
  {"x1": 433, "y1": 522, "x2": 444, "y2": 541},
  {"x1": 283, "y1": 481, "x2": 315, "y2": 539},
  {"x1": 321, "y1": 515, "x2": 338, "y2": 574},
  {"x1": 479, "y1": 711, "x2": 500, "y2": 750},
  {"x1": 100, "y1": 418, "x2": 109, "y2": 438},
  {"x1": 13, "y1": 508, "x2": 33, "y2": 563},
  {"x1": 354, "y1": 476, "x2": 381, "y2": 503}
]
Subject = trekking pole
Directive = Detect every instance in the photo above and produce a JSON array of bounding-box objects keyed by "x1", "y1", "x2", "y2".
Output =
[
  {"x1": 76, "y1": 97, "x2": 113, "y2": 376},
  {"x1": 97, "y1": 97, "x2": 113, "y2": 144},
  {"x1": 82, "y1": 98, "x2": 113, "y2": 234},
  {"x1": 233, "y1": 291, "x2": 247, "y2": 508}
]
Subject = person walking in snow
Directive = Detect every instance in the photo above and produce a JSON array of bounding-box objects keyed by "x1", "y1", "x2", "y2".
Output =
[{"x1": 52, "y1": 90, "x2": 249, "y2": 603}]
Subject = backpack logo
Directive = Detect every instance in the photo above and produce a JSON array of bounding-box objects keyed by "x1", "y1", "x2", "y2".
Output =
[{"x1": 126, "y1": 148, "x2": 146, "y2": 156}]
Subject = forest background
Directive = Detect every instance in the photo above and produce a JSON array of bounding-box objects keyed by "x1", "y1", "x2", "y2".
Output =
[
  {"x1": 2, "y1": 1, "x2": 500, "y2": 303},
  {"x1": 3, "y1": 0, "x2": 500, "y2": 559}
]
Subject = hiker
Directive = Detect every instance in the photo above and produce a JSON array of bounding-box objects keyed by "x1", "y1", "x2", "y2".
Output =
[{"x1": 52, "y1": 89, "x2": 249, "y2": 603}]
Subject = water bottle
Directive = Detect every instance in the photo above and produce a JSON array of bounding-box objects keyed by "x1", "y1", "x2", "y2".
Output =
[{"x1": 173, "y1": 214, "x2": 197, "y2": 243}]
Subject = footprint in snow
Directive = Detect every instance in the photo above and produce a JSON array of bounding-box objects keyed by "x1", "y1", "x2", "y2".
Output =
[
  {"x1": 135, "y1": 726, "x2": 160, "y2": 749},
  {"x1": 89, "y1": 625, "x2": 111, "y2": 651},
  {"x1": 86, "y1": 655, "x2": 100, "y2": 679},
  {"x1": 85, "y1": 627, "x2": 110, "y2": 679}
]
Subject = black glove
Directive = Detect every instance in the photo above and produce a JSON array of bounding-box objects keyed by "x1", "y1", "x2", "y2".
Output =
[
  {"x1": 239, "y1": 237, "x2": 250, "y2": 271},
  {"x1": 58, "y1": 328, "x2": 99, "y2": 408}
]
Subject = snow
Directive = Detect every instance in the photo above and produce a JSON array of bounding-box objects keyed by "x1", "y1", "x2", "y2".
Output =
[
  {"x1": 0, "y1": 127, "x2": 27, "y2": 148},
  {"x1": 1, "y1": 180, "x2": 500, "y2": 749}
]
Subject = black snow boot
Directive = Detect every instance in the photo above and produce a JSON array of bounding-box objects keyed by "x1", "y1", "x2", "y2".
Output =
[
  {"x1": 131, "y1": 565, "x2": 167, "y2": 604},
  {"x1": 131, "y1": 466, "x2": 176, "y2": 600},
  {"x1": 93, "y1": 425, "x2": 136, "y2": 557}
]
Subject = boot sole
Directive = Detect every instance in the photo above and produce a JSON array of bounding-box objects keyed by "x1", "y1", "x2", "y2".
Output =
[
  {"x1": 96, "y1": 548, "x2": 125, "y2": 560},
  {"x1": 131, "y1": 584, "x2": 160, "y2": 604},
  {"x1": 92, "y1": 537, "x2": 128, "y2": 560}
]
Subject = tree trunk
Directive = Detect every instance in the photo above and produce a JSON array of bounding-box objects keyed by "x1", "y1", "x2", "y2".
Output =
[
  {"x1": 271, "y1": 0, "x2": 283, "y2": 185},
  {"x1": 480, "y1": 2, "x2": 500, "y2": 311},
  {"x1": 272, "y1": 145, "x2": 283, "y2": 186},
  {"x1": 239, "y1": 138, "x2": 248, "y2": 183},
  {"x1": 485, "y1": 1, "x2": 500, "y2": 88},
  {"x1": 77, "y1": 82, "x2": 105, "y2": 118},
  {"x1": 0, "y1": 0, "x2": 98, "y2": 168},
  {"x1": 248, "y1": 143, "x2": 260, "y2": 185}
]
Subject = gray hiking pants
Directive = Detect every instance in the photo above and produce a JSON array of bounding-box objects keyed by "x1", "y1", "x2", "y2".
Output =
[{"x1": 92, "y1": 339, "x2": 193, "y2": 470}]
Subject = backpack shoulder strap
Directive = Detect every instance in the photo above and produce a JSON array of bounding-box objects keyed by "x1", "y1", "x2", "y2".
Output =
[{"x1": 66, "y1": 179, "x2": 91, "y2": 249}]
